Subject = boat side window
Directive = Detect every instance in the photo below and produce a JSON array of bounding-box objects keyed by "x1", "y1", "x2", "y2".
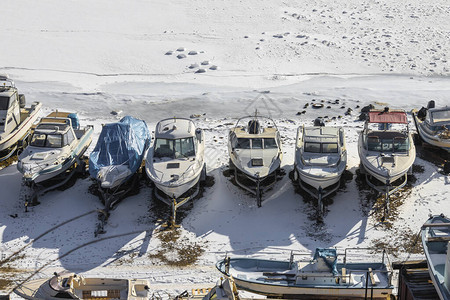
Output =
[
  {"x1": 30, "y1": 133, "x2": 46, "y2": 147},
  {"x1": 304, "y1": 142, "x2": 321, "y2": 153},
  {"x1": 236, "y1": 138, "x2": 250, "y2": 149},
  {"x1": 66, "y1": 129, "x2": 76, "y2": 145},
  {"x1": 322, "y1": 143, "x2": 338, "y2": 153},
  {"x1": 0, "y1": 96, "x2": 10, "y2": 110},
  {"x1": 252, "y1": 138, "x2": 263, "y2": 149},
  {"x1": 46, "y1": 134, "x2": 62, "y2": 148},
  {"x1": 381, "y1": 138, "x2": 393, "y2": 152},
  {"x1": 393, "y1": 137, "x2": 408, "y2": 152},
  {"x1": 367, "y1": 136, "x2": 381, "y2": 151},
  {"x1": 263, "y1": 138, "x2": 278, "y2": 149}
]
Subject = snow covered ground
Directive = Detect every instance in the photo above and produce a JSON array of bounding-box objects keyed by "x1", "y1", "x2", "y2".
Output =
[{"x1": 1, "y1": 0, "x2": 450, "y2": 298}]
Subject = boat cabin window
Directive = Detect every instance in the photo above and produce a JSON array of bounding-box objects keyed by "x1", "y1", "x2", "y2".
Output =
[
  {"x1": 322, "y1": 143, "x2": 338, "y2": 153},
  {"x1": 63, "y1": 130, "x2": 76, "y2": 146},
  {"x1": 431, "y1": 110, "x2": 450, "y2": 123},
  {"x1": 304, "y1": 142, "x2": 338, "y2": 153},
  {"x1": 0, "y1": 96, "x2": 10, "y2": 110},
  {"x1": 236, "y1": 138, "x2": 278, "y2": 149},
  {"x1": 154, "y1": 137, "x2": 195, "y2": 158},
  {"x1": 30, "y1": 133, "x2": 63, "y2": 148},
  {"x1": 304, "y1": 142, "x2": 321, "y2": 153},
  {"x1": 264, "y1": 138, "x2": 278, "y2": 149},
  {"x1": 367, "y1": 135, "x2": 409, "y2": 152}
]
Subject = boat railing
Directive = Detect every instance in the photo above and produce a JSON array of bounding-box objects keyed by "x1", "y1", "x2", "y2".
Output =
[{"x1": 232, "y1": 114, "x2": 279, "y2": 133}]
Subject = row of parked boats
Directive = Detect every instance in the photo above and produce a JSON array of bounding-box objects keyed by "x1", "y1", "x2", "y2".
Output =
[
  {"x1": 12, "y1": 214, "x2": 450, "y2": 300},
  {"x1": 1, "y1": 75, "x2": 450, "y2": 223}
]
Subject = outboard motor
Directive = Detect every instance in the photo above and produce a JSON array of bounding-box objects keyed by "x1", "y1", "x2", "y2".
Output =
[
  {"x1": 248, "y1": 120, "x2": 260, "y2": 134},
  {"x1": 314, "y1": 118, "x2": 325, "y2": 127},
  {"x1": 427, "y1": 100, "x2": 435, "y2": 109},
  {"x1": 417, "y1": 106, "x2": 427, "y2": 120},
  {"x1": 68, "y1": 113, "x2": 80, "y2": 130}
]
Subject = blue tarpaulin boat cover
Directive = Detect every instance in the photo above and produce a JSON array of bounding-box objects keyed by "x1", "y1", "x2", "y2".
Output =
[
  {"x1": 313, "y1": 248, "x2": 338, "y2": 276},
  {"x1": 89, "y1": 116, "x2": 151, "y2": 181}
]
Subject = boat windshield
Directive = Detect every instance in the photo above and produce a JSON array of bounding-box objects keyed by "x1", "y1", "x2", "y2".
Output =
[
  {"x1": 367, "y1": 136, "x2": 409, "y2": 152},
  {"x1": 304, "y1": 142, "x2": 338, "y2": 153},
  {"x1": 0, "y1": 96, "x2": 10, "y2": 110},
  {"x1": 30, "y1": 133, "x2": 63, "y2": 148},
  {"x1": 236, "y1": 138, "x2": 278, "y2": 149},
  {"x1": 154, "y1": 137, "x2": 195, "y2": 158},
  {"x1": 431, "y1": 110, "x2": 450, "y2": 123}
]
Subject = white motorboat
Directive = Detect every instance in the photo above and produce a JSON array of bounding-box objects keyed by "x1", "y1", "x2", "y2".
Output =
[
  {"x1": 14, "y1": 271, "x2": 150, "y2": 299},
  {"x1": 216, "y1": 248, "x2": 394, "y2": 299},
  {"x1": 358, "y1": 108, "x2": 415, "y2": 208},
  {"x1": 413, "y1": 101, "x2": 450, "y2": 152},
  {"x1": 293, "y1": 122, "x2": 347, "y2": 214},
  {"x1": 228, "y1": 113, "x2": 283, "y2": 207},
  {"x1": 0, "y1": 74, "x2": 42, "y2": 161},
  {"x1": 17, "y1": 111, "x2": 93, "y2": 205},
  {"x1": 145, "y1": 117, "x2": 205, "y2": 223}
]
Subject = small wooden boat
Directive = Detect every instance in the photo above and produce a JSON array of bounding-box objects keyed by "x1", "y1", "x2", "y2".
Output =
[
  {"x1": 216, "y1": 248, "x2": 394, "y2": 299},
  {"x1": 421, "y1": 214, "x2": 450, "y2": 300},
  {"x1": 14, "y1": 272, "x2": 150, "y2": 299}
]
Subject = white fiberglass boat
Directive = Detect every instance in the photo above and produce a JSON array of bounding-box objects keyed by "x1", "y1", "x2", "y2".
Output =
[
  {"x1": 145, "y1": 118, "x2": 205, "y2": 222},
  {"x1": 413, "y1": 101, "x2": 450, "y2": 152},
  {"x1": 0, "y1": 75, "x2": 42, "y2": 161},
  {"x1": 421, "y1": 214, "x2": 450, "y2": 300},
  {"x1": 293, "y1": 123, "x2": 347, "y2": 214},
  {"x1": 14, "y1": 272, "x2": 150, "y2": 299},
  {"x1": 216, "y1": 248, "x2": 394, "y2": 299},
  {"x1": 228, "y1": 113, "x2": 283, "y2": 207},
  {"x1": 358, "y1": 109, "x2": 415, "y2": 200},
  {"x1": 17, "y1": 112, "x2": 93, "y2": 205}
]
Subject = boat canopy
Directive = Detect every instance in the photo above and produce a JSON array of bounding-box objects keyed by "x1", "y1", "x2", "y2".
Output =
[
  {"x1": 89, "y1": 116, "x2": 150, "y2": 179},
  {"x1": 313, "y1": 248, "x2": 338, "y2": 275},
  {"x1": 369, "y1": 111, "x2": 407, "y2": 124}
]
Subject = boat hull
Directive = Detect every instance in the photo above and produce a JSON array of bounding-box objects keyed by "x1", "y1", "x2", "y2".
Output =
[
  {"x1": 296, "y1": 167, "x2": 342, "y2": 191},
  {"x1": 413, "y1": 113, "x2": 450, "y2": 152},
  {"x1": 0, "y1": 102, "x2": 42, "y2": 152},
  {"x1": 231, "y1": 277, "x2": 392, "y2": 299},
  {"x1": 153, "y1": 172, "x2": 201, "y2": 201},
  {"x1": 421, "y1": 215, "x2": 450, "y2": 300}
]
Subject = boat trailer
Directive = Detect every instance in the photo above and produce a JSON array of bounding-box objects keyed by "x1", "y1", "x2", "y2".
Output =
[
  {"x1": 360, "y1": 166, "x2": 409, "y2": 221},
  {"x1": 23, "y1": 157, "x2": 87, "y2": 211},
  {"x1": 233, "y1": 167, "x2": 278, "y2": 207},
  {"x1": 95, "y1": 173, "x2": 141, "y2": 236},
  {"x1": 153, "y1": 180, "x2": 201, "y2": 228}
]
